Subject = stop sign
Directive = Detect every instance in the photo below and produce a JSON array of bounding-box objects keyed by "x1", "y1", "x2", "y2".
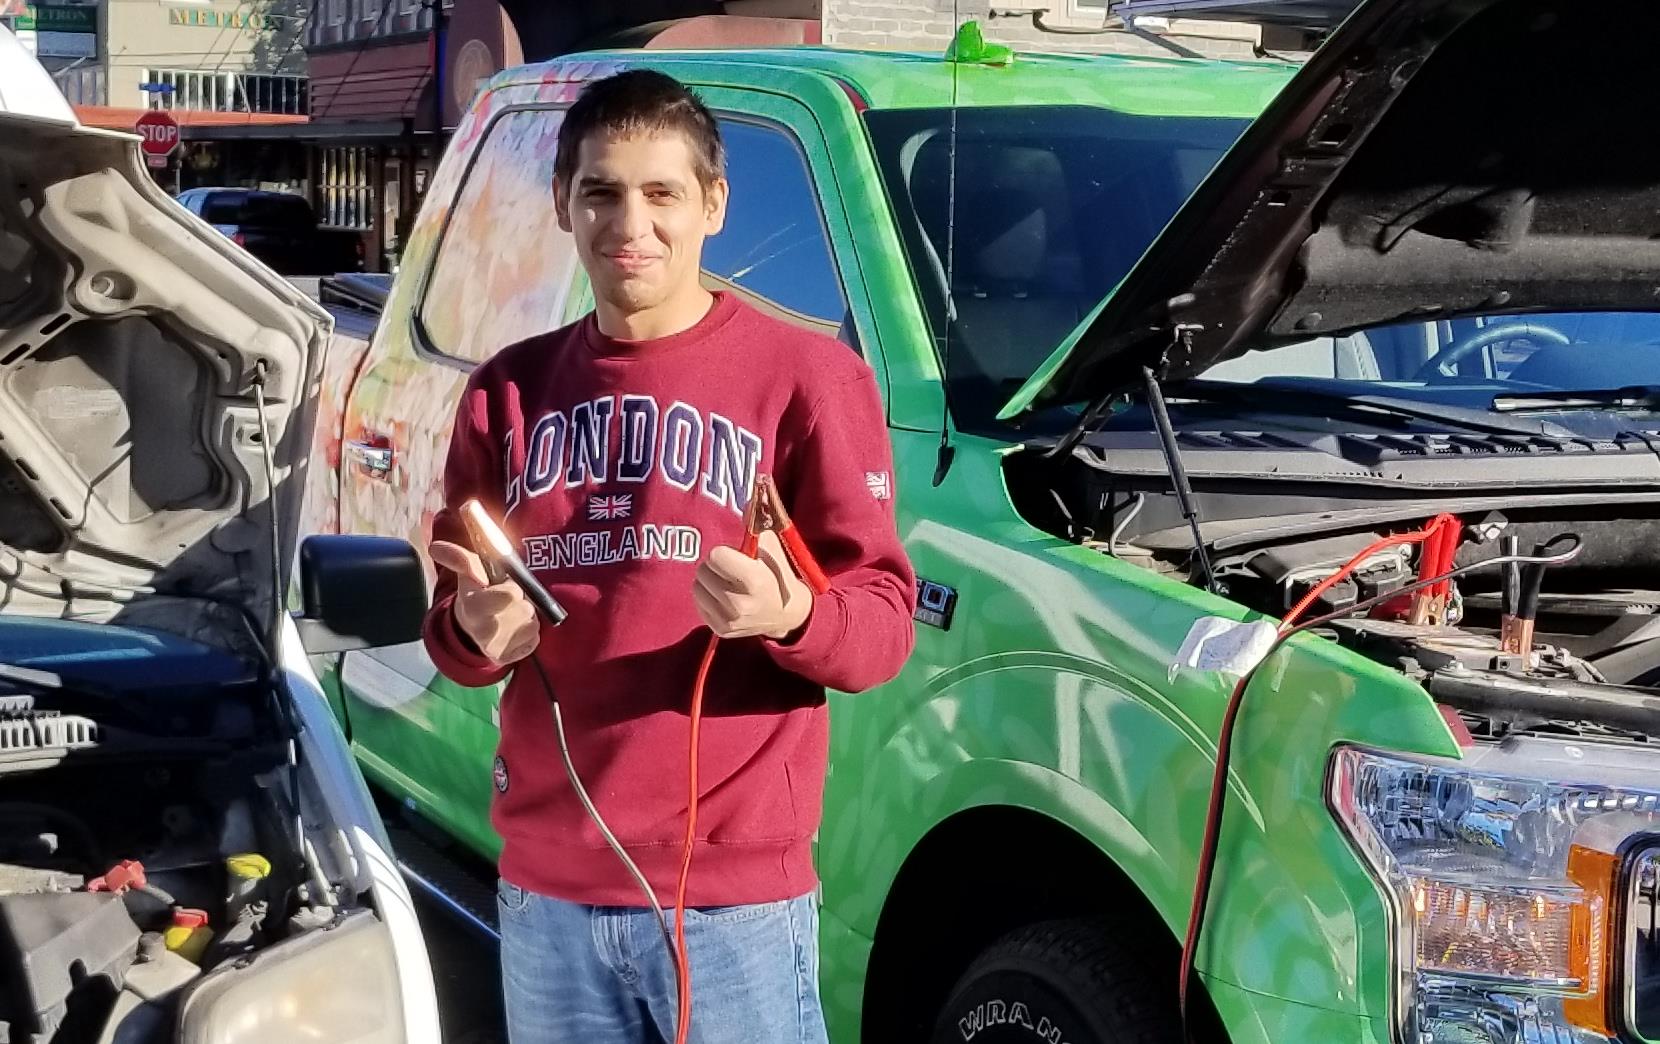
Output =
[{"x1": 135, "y1": 111, "x2": 180, "y2": 167}]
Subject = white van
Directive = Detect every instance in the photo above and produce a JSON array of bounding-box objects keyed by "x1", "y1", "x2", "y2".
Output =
[{"x1": 0, "y1": 27, "x2": 441, "y2": 1044}]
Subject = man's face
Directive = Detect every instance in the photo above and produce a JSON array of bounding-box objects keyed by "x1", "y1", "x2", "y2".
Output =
[{"x1": 556, "y1": 129, "x2": 727, "y2": 319}]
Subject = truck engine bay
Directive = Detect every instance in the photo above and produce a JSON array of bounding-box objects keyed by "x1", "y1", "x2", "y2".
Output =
[
  {"x1": 1014, "y1": 451, "x2": 1660, "y2": 745},
  {"x1": 0, "y1": 671, "x2": 333, "y2": 1044}
]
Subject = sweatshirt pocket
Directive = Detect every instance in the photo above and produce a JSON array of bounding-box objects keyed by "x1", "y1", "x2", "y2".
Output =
[{"x1": 704, "y1": 760, "x2": 798, "y2": 844}]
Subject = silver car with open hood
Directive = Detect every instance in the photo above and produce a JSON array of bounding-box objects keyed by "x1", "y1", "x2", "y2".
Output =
[{"x1": 0, "y1": 27, "x2": 441, "y2": 1044}]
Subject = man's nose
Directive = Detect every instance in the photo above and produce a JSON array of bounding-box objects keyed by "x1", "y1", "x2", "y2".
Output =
[{"x1": 616, "y1": 191, "x2": 653, "y2": 241}]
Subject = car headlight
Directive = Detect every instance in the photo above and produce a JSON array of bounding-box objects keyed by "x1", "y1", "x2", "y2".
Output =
[
  {"x1": 176, "y1": 908, "x2": 405, "y2": 1043},
  {"x1": 1331, "y1": 740, "x2": 1660, "y2": 1044}
]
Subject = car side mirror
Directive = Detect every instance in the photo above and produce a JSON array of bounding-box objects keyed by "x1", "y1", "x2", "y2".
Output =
[{"x1": 294, "y1": 535, "x2": 429, "y2": 654}]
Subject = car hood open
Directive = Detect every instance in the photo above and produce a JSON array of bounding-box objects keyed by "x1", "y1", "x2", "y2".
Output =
[
  {"x1": 0, "y1": 64, "x2": 330, "y2": 658},
  {"x1": 1001, "y1": 0, "x2": 1660, "y2": 419}
]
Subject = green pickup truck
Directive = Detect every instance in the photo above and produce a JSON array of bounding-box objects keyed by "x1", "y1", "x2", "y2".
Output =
[{"x1": 300, "y1": 0, "x2": 1660, "y2": 1041}]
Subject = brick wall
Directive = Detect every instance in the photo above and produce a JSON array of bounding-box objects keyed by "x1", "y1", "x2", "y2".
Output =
[{"x1": 822, "y1": 0, "x2": 1285, "y2": 60}]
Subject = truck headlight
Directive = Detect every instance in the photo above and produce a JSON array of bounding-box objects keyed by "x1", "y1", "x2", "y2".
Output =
[
  {"x1": 177, "y1": 908, "x2": 406, "y2": 1043},
  {"x1": 1331, "y1": 741, "x2": 1660, "y2": 1044}
]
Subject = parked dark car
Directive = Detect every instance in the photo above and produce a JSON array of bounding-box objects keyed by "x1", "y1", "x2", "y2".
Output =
[{"x1": 177, "y1": 187, "x2": 364, "y2": 275}]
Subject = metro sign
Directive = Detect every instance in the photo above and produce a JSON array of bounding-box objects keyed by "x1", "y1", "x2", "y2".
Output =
[{"x1": 134, "y1": 110, "x2": 180, "y2": 169}]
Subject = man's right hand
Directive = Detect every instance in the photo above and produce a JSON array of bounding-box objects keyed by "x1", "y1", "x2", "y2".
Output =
[{"x1": 429, "y1": 541, "x2": 541, "y2": 666}]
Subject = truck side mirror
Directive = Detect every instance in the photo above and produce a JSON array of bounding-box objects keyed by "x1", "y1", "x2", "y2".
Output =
[{"x1": 295, "y1": 535, "x2": 429, "y2": 654}]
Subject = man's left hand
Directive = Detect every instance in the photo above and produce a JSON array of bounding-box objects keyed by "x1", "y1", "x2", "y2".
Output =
[{"x1": 693, "y1": 529, "x2": 813, "y2": 640}]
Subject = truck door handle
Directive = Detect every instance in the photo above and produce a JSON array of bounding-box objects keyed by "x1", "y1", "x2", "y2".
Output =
[{"x1": 346, "y1": 437, "x2": 394, "y2": 476}]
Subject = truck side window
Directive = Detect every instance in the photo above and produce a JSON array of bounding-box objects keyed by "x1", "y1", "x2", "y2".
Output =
[
  {"x1": 702, "y1": 119, "x2": 848, "y2": 342},
  {"x1": 417, "y1": 108, "x2": 583, "y2": 365}
]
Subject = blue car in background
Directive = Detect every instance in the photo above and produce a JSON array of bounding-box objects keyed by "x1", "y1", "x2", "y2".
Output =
[{"x1": 177, "y1": 187, "x2": 364, "y2": 276}]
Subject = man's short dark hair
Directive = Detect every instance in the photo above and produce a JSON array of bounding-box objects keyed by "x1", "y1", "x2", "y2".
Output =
[{"x1": 555, "y1": 69, "x2": 726, "y2": 191}]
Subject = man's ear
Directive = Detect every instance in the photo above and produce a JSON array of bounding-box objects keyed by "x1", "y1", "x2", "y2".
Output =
[
  {"x1": 553, "y1": 174, "x2": 573, "y2": 233},
  {"x1": 703, "y1": 176, "x2": 729, "y2": 236}
]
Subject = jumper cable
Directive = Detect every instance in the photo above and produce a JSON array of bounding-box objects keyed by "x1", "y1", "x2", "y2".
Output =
[
  {"x1": 673, "y1": 474, "x2": 830, "y2": 1044},
  {"x1": 1178, "y1": 520, "x2": 1581, "y2": 1040}
]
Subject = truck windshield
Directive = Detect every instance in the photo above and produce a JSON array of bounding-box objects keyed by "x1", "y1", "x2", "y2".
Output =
[
  {"x1": 1199, "y1": 313, "x2": 1660, "y2": 403},
  {"x1": 864, "y1": 105, "x2": 1250, "y2": 434}
]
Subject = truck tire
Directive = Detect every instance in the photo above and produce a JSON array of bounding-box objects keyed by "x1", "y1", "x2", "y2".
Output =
[{"x1": 929, "y1": 919, "x2": 1181, "y2": 1044}]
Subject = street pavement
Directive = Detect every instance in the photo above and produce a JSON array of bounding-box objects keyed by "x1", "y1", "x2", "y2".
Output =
[{"x1": 415, "y1": 889, "x2": 508, "y2": 1043}]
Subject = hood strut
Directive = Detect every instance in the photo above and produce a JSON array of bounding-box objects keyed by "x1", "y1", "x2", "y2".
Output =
[
  {"x1": 250, "y1": 361, "x2": 308, "y2": 869},
  {"x1": 1140, "y1": 342, "x2": 1218, "y2": 594},
  {"x1": 1044, "y1": 322, "x2": 1218, "y2": 591},
  {"x1": 249, "y1": 360, "x2": 285, "y2": 658}
]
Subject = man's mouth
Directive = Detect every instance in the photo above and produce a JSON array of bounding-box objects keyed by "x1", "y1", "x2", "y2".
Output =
[{"x1": 605, "y1": 252, "x2": 660, "y2": 273}]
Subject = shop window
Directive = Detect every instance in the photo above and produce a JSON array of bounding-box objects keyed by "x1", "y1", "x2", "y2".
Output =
[
  {"x1": 142, "y1": 68, "x2": 306, "y2": 115},
  {"x1": 320, "y1": 147, "x2": 374, "y2": 232}
]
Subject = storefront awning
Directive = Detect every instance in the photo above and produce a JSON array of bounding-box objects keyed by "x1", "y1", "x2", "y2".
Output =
[{"x1": 72, "y1": 106, "x2": 308, "y2": 135}]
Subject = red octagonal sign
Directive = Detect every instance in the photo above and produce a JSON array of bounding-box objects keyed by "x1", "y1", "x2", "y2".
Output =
[{"x1": 135, "y1": 110, "x2": 180, "y2": 168}]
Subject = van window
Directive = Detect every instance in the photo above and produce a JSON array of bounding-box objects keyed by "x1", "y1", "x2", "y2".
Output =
[
  {"x1": 418, "y1": 108, "x2": 583, "y2": 364},
  {"x1": 419, "y1": 110, "x2": 847, "y2": 363},
  {"x1": 701, "y1": 120, "x2": 845, "y2": 338}
]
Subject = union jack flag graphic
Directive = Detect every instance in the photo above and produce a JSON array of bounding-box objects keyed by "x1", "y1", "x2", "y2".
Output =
[
  {"x1": 865, "y1": 471, "x2": 892, "y2": 501},
  {"x1": 587, "y1": 493, "x2": 633, "y2": 520}
]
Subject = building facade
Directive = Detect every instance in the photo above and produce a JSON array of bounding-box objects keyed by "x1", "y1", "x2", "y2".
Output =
[
  {"x1": 9, "y1": 0, "x2": 308, "y2": 110},
  {"x1": 299, "y1": 0, "x2": 468, "y2": 271},
  {"x1": 824, "y1": 1, "x2": 1262, "y2": 56},
  {"x1": 0, "y1": 2, "x2": 314, "y2": 195}
]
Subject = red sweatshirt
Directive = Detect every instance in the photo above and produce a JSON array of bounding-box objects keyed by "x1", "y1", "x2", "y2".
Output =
[{"x1": 422, "y1": 292, "x2": 916, "y2": 908}]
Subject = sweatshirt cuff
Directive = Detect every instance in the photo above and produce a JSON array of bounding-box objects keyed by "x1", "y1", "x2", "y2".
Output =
[
  {"x1": 423, "y1": 596, "x2": 510, "y2": 689},
  {"x1": 761, "y1": 589, "x2": 847, "y2": 681}
]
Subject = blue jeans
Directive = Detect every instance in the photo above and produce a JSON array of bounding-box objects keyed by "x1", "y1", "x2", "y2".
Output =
[{"x1": 497, "y1": 879, "x2": 830, "y2": 1044}]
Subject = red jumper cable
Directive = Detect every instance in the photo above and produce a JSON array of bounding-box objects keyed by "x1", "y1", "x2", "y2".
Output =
[
  {"x1": 1178, "y1": 513, "x2": 1464, "y2": 1031},
  {"x1": 673, "y1": 474, "x2": 830, "y2": 1044}
]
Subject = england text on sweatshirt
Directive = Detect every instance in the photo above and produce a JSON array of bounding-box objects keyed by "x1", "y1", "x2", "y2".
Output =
[{"x1": 422, "y1": 292, "x2": 917, "y2": 907}]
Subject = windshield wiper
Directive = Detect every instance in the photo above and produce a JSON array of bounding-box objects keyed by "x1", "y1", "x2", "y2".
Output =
[
  {"x1": 1491, "y1": 386, "x2": 1660, "y2": 413},
  {"x1": 1168, "y1": 379, "x2": 1580, "y2": 439}
]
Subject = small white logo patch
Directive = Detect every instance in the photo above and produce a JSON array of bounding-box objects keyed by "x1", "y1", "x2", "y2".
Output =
[
  {"x1": 493, "y1": 755, "x2": 509, "y2": 794},
  {"x1": 865, "y1": 471, "x2": 892, "y2": 501}
]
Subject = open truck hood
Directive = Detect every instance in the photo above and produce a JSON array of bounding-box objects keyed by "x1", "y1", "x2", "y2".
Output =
[
  {"x1": 1001, "y1": 0, "x2": 1660, "y2": 419},
  {"x1": 0, "y1": 32, "x2": 330, "y2": 657}
]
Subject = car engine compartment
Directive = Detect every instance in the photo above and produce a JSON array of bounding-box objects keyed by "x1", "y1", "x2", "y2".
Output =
[
  {"x1": 0, "y1": 674, "x2": 326, "y2": 1044},
  {"x1": 1013, "y1": 453, "x2": 1660, "y2": 741}
]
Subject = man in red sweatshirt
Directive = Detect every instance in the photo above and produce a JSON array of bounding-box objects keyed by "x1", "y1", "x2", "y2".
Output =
[{"x1": 421, "y1": 69, "x2": 916, "y2": 1043}]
